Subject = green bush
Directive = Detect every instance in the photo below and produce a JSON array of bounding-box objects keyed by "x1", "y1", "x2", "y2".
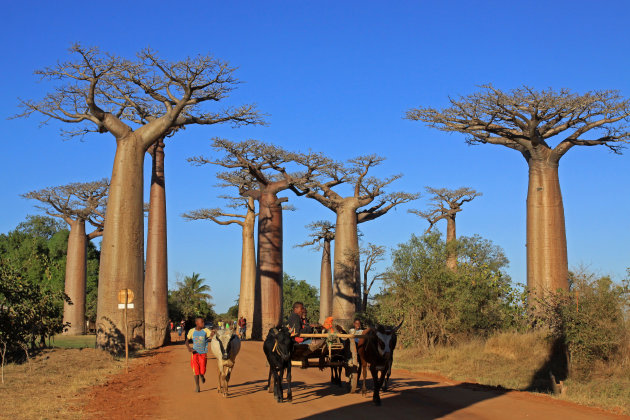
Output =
[
  {"x1": 536, "y1": 269, "x2": 629, "y2": 375},
  {"x1": 0, "y1": 259, "x2": 69, "y2": 365},
  {"x1": 374, "y1": 232, "x2": 523, "y2": 348}
]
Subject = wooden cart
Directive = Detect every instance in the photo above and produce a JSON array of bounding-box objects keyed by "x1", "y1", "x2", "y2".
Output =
[{"x1": 291, "y1": 333, "x2": 365, "y2": 393}]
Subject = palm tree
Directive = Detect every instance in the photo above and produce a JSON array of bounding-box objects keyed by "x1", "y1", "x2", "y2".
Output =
[{"x1": 174, "y1": 273, "x2": 213, "y2": 319}]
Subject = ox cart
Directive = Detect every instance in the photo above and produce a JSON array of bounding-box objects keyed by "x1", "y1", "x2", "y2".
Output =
[{"x1": 291, "y1": 332, "x2": 366, "y2": 393}]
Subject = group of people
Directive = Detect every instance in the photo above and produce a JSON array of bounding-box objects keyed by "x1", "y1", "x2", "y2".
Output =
[
  {"x1": 169, "y1": 319, "x2": 187, "y2": 341},
  {"x1": 287, "y1": 301, "x2": 364, "y2": 349},
  {"x1": 179, "y1": 302, "x2": 365, "y2": 393}
]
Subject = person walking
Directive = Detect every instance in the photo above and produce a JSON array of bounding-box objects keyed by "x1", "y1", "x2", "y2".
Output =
[{"x1": 185, "y1": 316, "x2": 213, "y2": 392}]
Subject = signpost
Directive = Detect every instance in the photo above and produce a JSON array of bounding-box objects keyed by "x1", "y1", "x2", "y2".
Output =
[{"x1": 118, "y1": 289, "x2": 134, "y2": 373}]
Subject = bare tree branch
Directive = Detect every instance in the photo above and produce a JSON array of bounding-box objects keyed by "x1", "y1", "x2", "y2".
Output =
[
  {"x1": 406, "y1": 85, "x2": 630, "y2": 163},
  {"x1": 22, "y1": 179, "x2": 109, "y2": 236},
  {"x1": 408, "y1": 186, "x2": 482, "y2": 233},
  {"x1": 294, "y1": 220, "x2": 335, "y2": 251},
  {"x1": 15, "y1": 44, "x2": 265, "y2": 148}
]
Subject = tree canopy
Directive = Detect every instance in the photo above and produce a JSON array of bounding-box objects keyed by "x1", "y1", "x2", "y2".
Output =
[
  {"x1": 406, "y1": 85, "x2": 630, "y2": 162},
  {"x1": 282, "y1": 273, "x2": 320, "y2": 323},
  {"x1": 17, "y1": 45, "x2": 264, "y2": 145}
]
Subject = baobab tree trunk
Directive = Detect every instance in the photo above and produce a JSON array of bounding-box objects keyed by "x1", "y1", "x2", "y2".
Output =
[
  {"x1": 526, "y1": 158, "x2": 569, "y2": 297},
  {"x1": 446, "y1": 216, "x2": 457, "y2": 271},
  {"x1": 97, "y1": 137, "x2": 146, "y2": 352},
  {"x1": 256, "y1": 192, "x2": 283, "y2": 336},
  {"x1": 63, "y1": 219, "x2": 87, "y2": 335},
  {"x1": 239, "y1": 197, "x2": 257, "y2": 339},
  {"x1": 144, "y1": 140, "x2": 168, "y2": 349},
  {"x1": 332, "y1": 206, "x2": 360, "y2": 326},
  {"x1": 319, "y1": 239, "x2": 333, "y2": 325}
]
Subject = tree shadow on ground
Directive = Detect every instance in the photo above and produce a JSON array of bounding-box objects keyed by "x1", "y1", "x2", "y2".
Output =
[
  {"x1": 525, "y1": 335, "x2": 568, "y2": 393},
  {"x1": 297, "y1": 379, "x2": 509, "y2": 420}
]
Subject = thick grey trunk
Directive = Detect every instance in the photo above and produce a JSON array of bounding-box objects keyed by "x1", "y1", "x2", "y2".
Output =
[
  {"x1": 526, "y1": 158, "x2": 569, "y2": 298},
  {"x1": 319, "y1": 239, "x2": 333, "y2": 325},
  {"x1": 238, "y1": 198, "x2": 256, "y2": 339},
  {"x1": 63, "y1": 220, "x2": 87, "y2": 335},
  {"x1": 332, "y1": 206, "x2": 360, "y2": 325},
  {"x1": 97, "y1": 136, "x2": 146, "y2": 353},
  {"x1": 144, "y1": 141, "x2": 168, "y2": 349}
]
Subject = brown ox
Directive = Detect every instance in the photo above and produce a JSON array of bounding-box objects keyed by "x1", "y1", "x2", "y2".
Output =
[{"x1": 357, "y1": 320, "x2": 403, "y2": 405}]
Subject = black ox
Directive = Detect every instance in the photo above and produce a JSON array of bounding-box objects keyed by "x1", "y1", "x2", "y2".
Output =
[
  {"x1": 357, "y1": 320, "x2": 403, "y2": 405},
  {"x1": 263, "y1": 326, "x2": 294, "y2": 403}
]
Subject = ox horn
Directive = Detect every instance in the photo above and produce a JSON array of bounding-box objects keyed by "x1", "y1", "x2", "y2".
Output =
[{"x1": 393, "y1": 318, "x2": 404, "y2": 333}]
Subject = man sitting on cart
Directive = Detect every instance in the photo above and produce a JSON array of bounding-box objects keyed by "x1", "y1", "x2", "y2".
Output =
[{"x1": 288, "y1": 301, "x2": 325, "y2": 352}]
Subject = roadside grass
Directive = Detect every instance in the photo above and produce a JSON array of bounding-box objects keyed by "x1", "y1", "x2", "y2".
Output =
[
  {"x1": 0, "y1": 348, "x2": 122, "y2": 420},
  {"x1": 394, "y1": 330, "x2": 630, "y2": 415},
  {"x1": 50, "y1": 334, "x2": 96, "y2": 349}
]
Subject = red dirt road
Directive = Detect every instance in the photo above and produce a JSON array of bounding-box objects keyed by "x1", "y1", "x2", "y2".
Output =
[{"x1": 84, "y1": 339, "x2": 628, "y2": 420}]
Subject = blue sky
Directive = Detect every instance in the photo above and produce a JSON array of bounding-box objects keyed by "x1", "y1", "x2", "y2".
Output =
[{"x1": 1, "y1": 1, "x2": 629, "y2": 312}]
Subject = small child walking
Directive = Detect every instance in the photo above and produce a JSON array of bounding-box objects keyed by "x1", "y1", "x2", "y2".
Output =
[{"x1": 185, "y1": 317, "x2": 213, "y2": 392}]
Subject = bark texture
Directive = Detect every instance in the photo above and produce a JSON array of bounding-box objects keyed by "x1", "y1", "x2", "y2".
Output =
[
  {"x1": 63, "y1": 220, "x2": 88, "y2": 335},
  {"x1": 319, "y1": 239, "x2": 333, "y2": 325},
  {"x1": 332, "y1": 205, "x2": 361, "y2": 324},
  {"x1": 239, "y1": 197, "x2": 257, "y2": 339},
  {"x1": 144, "y1": 140, "x2": 169, "y2": 349},
  {"x1": 256, "y1": 191, "x2": 283, "y2": 336},
  {"x1": 446, "y1": 216, "x2": 457, "y2": 271},
  {"x1": 97, "y1": 137, "x2": 146, "y2": 352},
  {"x1": 527, "y1": 158, "x2": 568, "y2": 296}
]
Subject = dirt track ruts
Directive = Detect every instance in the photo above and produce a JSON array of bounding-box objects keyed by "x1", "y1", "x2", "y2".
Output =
[{"x1": 84, "y1": 336, "x2": 628, "y2": 420}]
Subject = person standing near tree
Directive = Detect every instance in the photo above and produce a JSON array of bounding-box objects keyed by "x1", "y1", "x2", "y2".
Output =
[
  {"x1": 238, "y1": 316, "x2": 247, "y2": 340},
  {"x1": 185, "y1": 317, "x2": 213, "y2": 393}
]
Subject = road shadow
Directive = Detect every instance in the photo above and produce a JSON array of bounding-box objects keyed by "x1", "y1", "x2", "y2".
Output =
[{"x1": 297, "y1": 379, "x2": 509, "y2": 419}]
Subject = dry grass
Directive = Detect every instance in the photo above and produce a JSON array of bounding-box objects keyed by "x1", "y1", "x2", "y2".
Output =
[
  {"x1": 0, "y1": 348, "x2": 123, "y2": 420},
  {"x1": 394, "y1": 330, "x2": 630, "y2": 415}
]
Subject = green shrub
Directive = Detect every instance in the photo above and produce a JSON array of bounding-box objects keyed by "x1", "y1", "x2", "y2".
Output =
[
  {"x1": 536, "y1": 269, "x2": 629, "y2": 375},
  {"x1": 373, "y1": 232, "x2": 523, "y2": 348}
]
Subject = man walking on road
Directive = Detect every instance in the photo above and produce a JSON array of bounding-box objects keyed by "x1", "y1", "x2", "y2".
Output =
[{"x1": 185, "y1": 317, "x2": 213, "y2": 392}]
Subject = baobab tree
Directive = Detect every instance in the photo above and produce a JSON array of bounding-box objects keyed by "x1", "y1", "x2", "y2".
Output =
[
  {"x1": 144, "y1": 137, "x2": 169, "y2": 349},
  {"x1": 23, "y1": 180, "x2": 108, "y2": 335},
  {"x1": 295, "y1": 221, "x2": 335, "y2": 324},
  {"x1": 360, "y1": 243, "x2": 386, "y2": 310},
  {"x1": 17, "y1": 45, "x2": 263, "y2": 351},
  {"x1": 297, "y1": 154, "x2": 419, "y2": 324},
  {"x1": 406, "y1": 85, "x2": 630, "y2": 296},
  {"x1": 182, "y1": 196, "x2": 257, "y2": 339},
  {"x1": 409, "y1": 187, "x2": 481, "y2": 271},
  {"x1": 190, "y1": 139, "x2": 328, "y2": 336}
]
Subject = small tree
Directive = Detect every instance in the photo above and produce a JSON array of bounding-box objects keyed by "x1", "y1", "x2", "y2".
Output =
[
  {"x1": 297, "y1": 154, "x2": 419, "y2": 324},
  {"x1": 183, "y1": 196, "x2": 256, "y2": 338},
  {"x1": 409, "y1": 187, "x2": 481, "y2": 270},
  {"x1": 0, "y1": 257, "x2": 70, "y2": 380},
  {"x1": 296, "y1": 221, "x2": 335, "y2": 324},
  {"x1": 360, "y1": 243, "x2": 386, "y2": 310},
  {"x1": 23, "y1": 180, "x2": 108, "y2": 335},
  {"x1": 406, "y1": 86, "x2": 630, "y2": 297},
  {"x1": 17, "y1": 45, "x2": 263, "y2": 351},
  {"x1": 282, "y1": 273, "x2": 320, "y2": 323}
]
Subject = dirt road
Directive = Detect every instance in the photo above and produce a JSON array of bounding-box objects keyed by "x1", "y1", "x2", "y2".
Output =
[{"x1": 84, "y1": 338, "x2": 627, "y2": 420}]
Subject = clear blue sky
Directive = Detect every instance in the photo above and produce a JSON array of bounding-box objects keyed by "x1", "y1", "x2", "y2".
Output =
[{"x1": 1, "y1": 1, "x2": 629, "y2": 312}]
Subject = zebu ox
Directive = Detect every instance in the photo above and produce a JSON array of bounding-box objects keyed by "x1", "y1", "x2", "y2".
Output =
[
  {"x1": 357, "y1": 320, "x2": 403, "y2": 405},
  {"x1": 263, "y1": 326, "x2": 294, "y2": 403},
  {"x1": 210, "y1": 329, "x2": 241, "y2": 397}
]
